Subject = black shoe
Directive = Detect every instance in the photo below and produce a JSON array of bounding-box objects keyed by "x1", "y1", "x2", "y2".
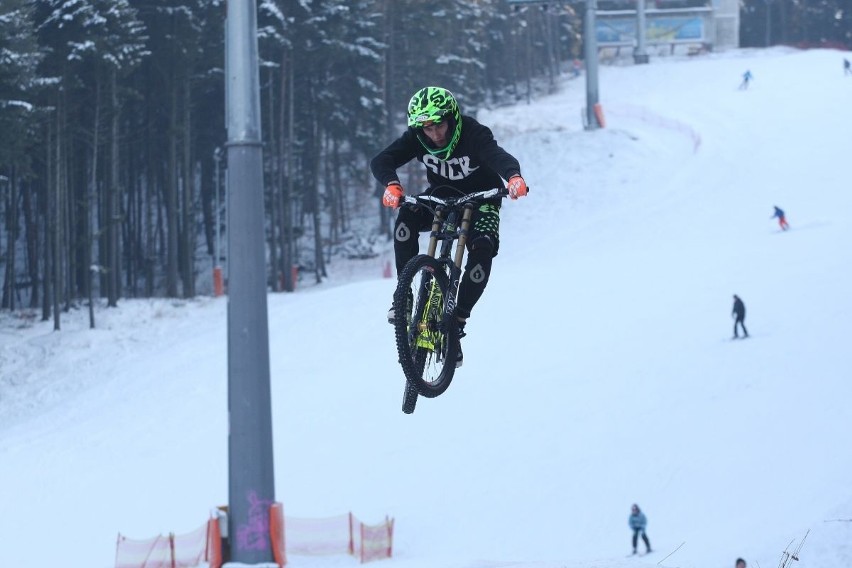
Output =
[
  {"x1": 388, "y1": 289, "x2": 413, "y2": 324},
  {"x1": 455, "y1": 320, "x2": 466, "y2": 368}
]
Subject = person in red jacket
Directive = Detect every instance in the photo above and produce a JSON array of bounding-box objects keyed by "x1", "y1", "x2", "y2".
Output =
[{"x1": 371, "y1": 86, "x2": 527, "y2": 367}]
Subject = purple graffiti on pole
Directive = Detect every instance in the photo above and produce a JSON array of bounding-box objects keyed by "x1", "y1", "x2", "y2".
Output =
[{"x1": 235, "y1": 490, "x2": 271, "y2": 551}]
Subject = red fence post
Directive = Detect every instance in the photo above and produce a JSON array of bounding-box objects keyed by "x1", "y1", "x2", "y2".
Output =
[
  {"x1": 269, "y1": 502, "x2": 287, "y2": 567},
  {"x1": 169, "y1": 533, "x2": 176, "y2": 568},
  {"x1": 213, "y1": 266, "x2": 224, "y2": 296},
  {"x1": 348, "y1": 512, "x2": 355, "y2": 556},
  {"x1": 593, "y1": 103, "x2": 606, "y2": 128},
  {"x1": 206, "y1": 518, "x2": 223, "y2": 568}
]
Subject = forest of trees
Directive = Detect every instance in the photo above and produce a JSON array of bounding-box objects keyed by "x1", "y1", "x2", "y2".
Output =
[
  {"x1": 0, "y1": 0, "x2": 849, "y2": 326},
  {"x1": 0, "y1": 0, "x2": 580, "y2": 327}
]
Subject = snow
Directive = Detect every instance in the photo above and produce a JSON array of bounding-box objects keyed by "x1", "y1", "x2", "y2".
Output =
[{"x1": 2, "y1": 46, "x2": 852, "y2": 568}]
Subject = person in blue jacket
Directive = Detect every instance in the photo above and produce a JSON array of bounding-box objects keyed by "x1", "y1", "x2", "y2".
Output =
[
  {"x1": 771, "y1": 205, "x2": 789, "y2": 231},
  {"x1": 629, "y1": 504, "x2": 652, "y2": 555}
]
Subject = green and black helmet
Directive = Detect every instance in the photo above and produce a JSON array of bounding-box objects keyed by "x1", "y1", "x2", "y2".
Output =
[{"x1": 407, "y1": 86, "x2": 462, "y2": 161}]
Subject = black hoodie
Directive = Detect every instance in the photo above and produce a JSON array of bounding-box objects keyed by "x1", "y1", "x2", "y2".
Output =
[{"x1": 371, "y1": 115, "x2": 521, "y2": 201}]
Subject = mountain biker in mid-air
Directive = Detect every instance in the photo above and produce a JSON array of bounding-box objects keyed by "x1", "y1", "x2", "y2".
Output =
[{"x1": 370, "y1": 86, "x2": 528, "y2": 367}]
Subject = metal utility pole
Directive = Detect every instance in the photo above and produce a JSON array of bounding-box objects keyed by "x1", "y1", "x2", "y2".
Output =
[
  {"x1": 634, "y1": 0, "x2": 649, "y2": 64},
  {"x1": 584, "y1": 0, "x2": 601, "y2": 130},
  {"x1": 225, "y1": 0, "x2": 276, "y2": 564}
]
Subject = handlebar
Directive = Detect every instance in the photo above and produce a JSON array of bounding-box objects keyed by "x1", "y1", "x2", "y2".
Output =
[{"x1": 402, "y1": 187, "x2": 509, "y2": 207}]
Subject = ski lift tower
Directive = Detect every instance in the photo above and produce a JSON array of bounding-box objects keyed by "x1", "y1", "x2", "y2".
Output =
[
  {"x1": 225, "y1": 0, "x2": 276, "y2": 563},
  {"x1": 507, "y1": 0, "x2": 602, "y2": 130},
  {"x1": 634, "y1": 0, "x2": 649, "y2": 64}
]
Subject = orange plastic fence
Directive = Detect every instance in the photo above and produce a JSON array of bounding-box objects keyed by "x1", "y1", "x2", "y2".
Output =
[
  {"x1": 359, "y1": 516, "x2": 395, "y2": 564},
  {"x1": 172, "y1": 522, "x2": 208, "y2": 567},
  {"x1": 116, "y1": 520, "x2": 217, "y2": 568},
  {"x1": 268, "y1": 508, "x2": 394, "y2": 563},
  {"x1": 282, "y1": 513, "x2": 353, "y2": 555},
  {"x1": 117, "y1": 506, "x2": 393, "y2": 567},
  {"x1": 115, "y1": 534, "x2": 171, "y2": 568}
]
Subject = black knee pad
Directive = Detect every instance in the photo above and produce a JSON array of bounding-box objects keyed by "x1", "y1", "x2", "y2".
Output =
[{"x1": 468, "y1": 235, "x2": 495, "y2": 257}]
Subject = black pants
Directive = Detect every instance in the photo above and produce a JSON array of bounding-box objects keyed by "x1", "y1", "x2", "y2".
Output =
[
  {"x1": 734, "y1": 316, "x2": 748, "y2": 338},
  {"x1": 393, "y1": 202, "x2": 500, "y2": 320},
  {"x1": 632, "y1": 529, "x2": 651, "y2": 552}
]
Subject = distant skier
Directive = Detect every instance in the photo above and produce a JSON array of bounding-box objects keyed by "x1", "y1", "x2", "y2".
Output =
[
  {"x1": 739, "y1": 70, "x2": 753, "y2": 90},
  {"x1": 732, "y1": 294, "x2": 749, "y2": 339},
  {"x1": 628, "y1": 504, "x2": 652, "y2": 555},
  {"x1": 771, "y1": 205, "x2": 789, "y2": 231},
  {"x1": 845, "y1": 58, "x2": 851, "y2": 76}
]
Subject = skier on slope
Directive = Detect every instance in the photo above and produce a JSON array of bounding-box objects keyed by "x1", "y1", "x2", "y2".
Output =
[{"x1": 629, "y1": 504, "x2": 652, "y2": 555}]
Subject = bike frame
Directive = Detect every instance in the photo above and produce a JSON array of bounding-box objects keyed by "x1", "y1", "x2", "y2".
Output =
[
  {"x1": 395, "y1": 187, "x2": 507, "y2": 408},
  {"x1": 424, "y1": 201, "x2": 473, "y2": 336},
  {"x1": 409, "y1": 187, "x2": 504, "y2": 338}
]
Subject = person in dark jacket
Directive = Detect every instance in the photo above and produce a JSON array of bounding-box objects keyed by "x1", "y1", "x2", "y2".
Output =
[
  {"x1": 371, "y1": 86, "x2": 527, "y2": 367},
  {"x1": 628, "y1": 504, "x2": 652, "y2": 555},
  {"x1": 732, "y1": 294, "x2": 748, "y2": 339},
  {"x1": 771, "y1": 205, "x2": 789, "y2": 231},
  {"x1": 736, "y1": 558, "x2": 747, "y2": 568}
]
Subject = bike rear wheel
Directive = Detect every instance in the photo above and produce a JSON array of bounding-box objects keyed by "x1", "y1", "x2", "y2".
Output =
[{"x1": 393, "y1": 255, "x2": 458, "y2": 398}]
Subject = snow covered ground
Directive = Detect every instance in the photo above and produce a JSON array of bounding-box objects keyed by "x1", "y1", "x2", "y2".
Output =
[{"x1": 2, "y1": 47, "x2": 852, "y2": 568}]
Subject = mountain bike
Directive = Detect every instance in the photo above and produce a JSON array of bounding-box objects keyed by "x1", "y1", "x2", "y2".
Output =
[{"x1": 392, "y1": 186, "x2": 510, "y2": 414}]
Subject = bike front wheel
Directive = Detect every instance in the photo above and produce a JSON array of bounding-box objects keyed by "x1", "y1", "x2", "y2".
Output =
[
  {"x1": 393, "y1": 255, "x2": 459, "y2": 398},
  {"x1": 401, "y1": 380, "x2": 418, "y2": 414}
]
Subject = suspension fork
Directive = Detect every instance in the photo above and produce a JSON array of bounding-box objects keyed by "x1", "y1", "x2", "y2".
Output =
[
  {"x1": 453, "y1": 203, "x2": 476, "y2": 269},
  {"x1": 425, "y1": 206, "x2": 446, "y2": 258},
  {"x1": 442, "y1": 203, "x2": 475, "y2": 328}
]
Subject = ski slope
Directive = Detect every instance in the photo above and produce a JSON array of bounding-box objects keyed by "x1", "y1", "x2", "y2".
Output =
[{"x1": 2, "y1": 47, "x2": 851, "y2": 568}]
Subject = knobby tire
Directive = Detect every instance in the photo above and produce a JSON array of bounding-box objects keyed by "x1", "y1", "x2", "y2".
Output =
[
  {"x1": 393, "y1": 255, "x2": 458, "y2": 398},
  {"x1": 402, "y1": 378, "x2": 419, "y2": 414}
]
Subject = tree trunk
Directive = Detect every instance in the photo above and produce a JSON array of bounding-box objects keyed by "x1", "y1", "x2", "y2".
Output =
[
  {"x1": 42, "y1": 118, "x2": 53, "y2": 321},
  {"x1": 166, "y1": 76, "x2": 179, "y2": 297},
  {"x1": 108, "y1": 66, "x2": 120, "y2": 307},
  {"x1": 23, "y1": 177, "x2": 40, "y2": 308},
  {"x1": 266, "y1": 66, "x2": 281, "y2": 292},
  {"x1": 145, "y1": 99, "x2": 157, "y2": 298},
  {"x1": 2, "y1": 169, "x2": 18, "y2": 310},
  {"x1": 53, "y1": 88, "x2": 64, "y2": 330},
  {"x1": 181, "y1": 74, "x2": 195, "y2": 298},
  {"x1": 281, "y1": 51, "x2": 295, "y2": 292},
  {"x1": 89, "y1": 75, "x2": 102, "y2": 323}
]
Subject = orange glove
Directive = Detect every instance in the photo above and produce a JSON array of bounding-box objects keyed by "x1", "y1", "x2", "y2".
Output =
[
  {"x1": 382, "y1": 182, "x2": 404, "y2": 208},
  {"x1": 507, "y1": 175, "x2": 528, "y2": 199}
]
